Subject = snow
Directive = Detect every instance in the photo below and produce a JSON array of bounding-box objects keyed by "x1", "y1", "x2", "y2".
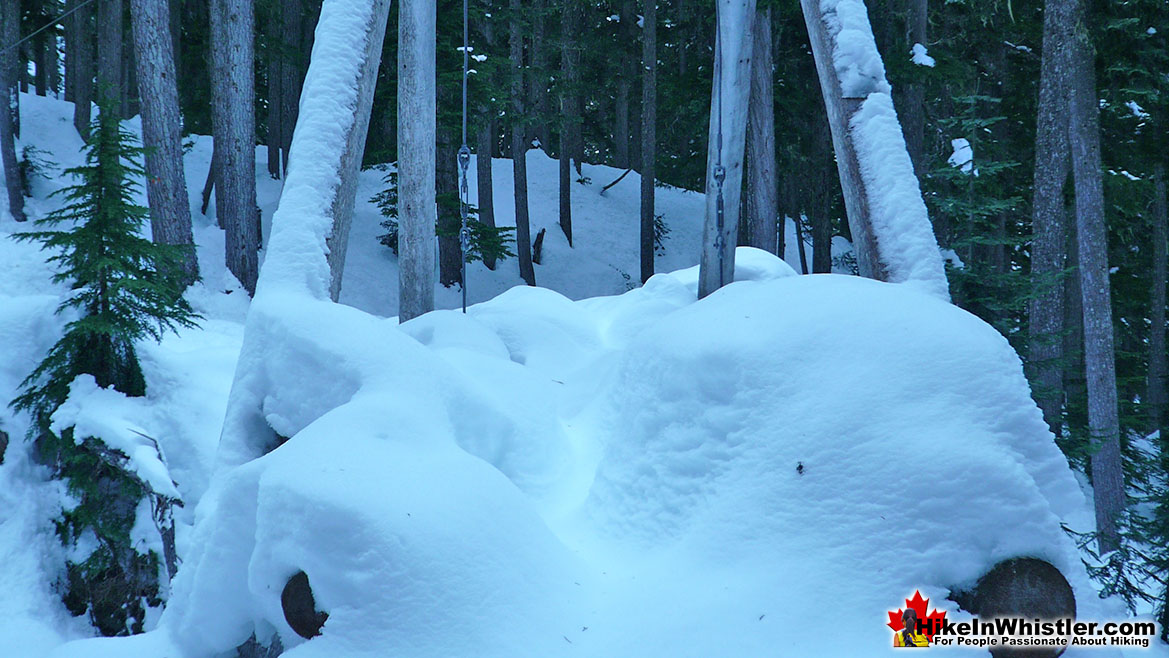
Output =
[
  {"x1": 851, "y1": 93, "x2": 951, "y2": 301},
  {"x1": 820, "y1": 0, "x2": 892, "y2": 98},
  {"x1": 0, "y1": 91, "x2": 1152, "y2": 657},
  {"x1": 948, "y1": 137, "x2": 976, "y2": 175},
  {"x1": 910, "y1": 42, "x2": 936, "y2": 67}
]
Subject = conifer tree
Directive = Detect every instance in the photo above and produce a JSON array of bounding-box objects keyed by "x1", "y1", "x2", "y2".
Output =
[{"x1": 10, "y1": 98, "x2": 197, "y2": 636}]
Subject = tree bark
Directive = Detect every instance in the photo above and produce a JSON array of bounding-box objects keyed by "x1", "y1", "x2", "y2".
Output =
[
  {"x1": 639, "y1": 0, "x2": 656, "y2": 283},
  {"x1": 34, "y1": 14, "x2": 48, "y2": 97},
  {"x1": 558, "y1": 0, "x2": 578, "y2": 246},
  {"x1": 398, "y1": 0, "x2": 437, "y2": 320},
  {"x1": 903, "y1": 0, "x2": 927, "y2": 177},
  {"x1": 437, "y1": 82, "x2": 461, "y2": 287},
  {"x1": 528, "y1": 0, "x2": 549, "y2": 152},
  {"x1": 47, "y1": 16, "x2": 60, "y2": 97},
  {"x1": 1147, "y1": 163, "x2": 1167, "y2": 435},
  {"x1": 71, "y1": 0, "x2": 95, "y2": 137},
  {"x1": 510, "y1": 0, "x2": 535, "y2": 286},
  {"x1": 280, "y1": 0, "x2": 305, "y2": 176},
  {"x1": 614, "y1": 0, "x2": 634, "y2": 170},
  {"x1": 210, "y1": 0, "x2": 259, "y2": 295},
  {"x1": 266, "y1": 1, "x2": 283, "y2": 179},
  {"x1": 325, "y1": 0, "x2": 390, "y2": 301},
  {"x1": 130, "y1": 0, "x2": 199, "y2": 286},
  {"x1": 65, "y1": 0, "x2": 77, "y2": 103},
  {"x1": 0, "y1": 0, "x2": 24, "y2": 222},
  {"x1": 1067, "y1": 0, "x2": 1123, "y2": 555},
  {"x1": 1029, "y1": 0, "x2": 1073, "y2": 436},
  {"x1": 698, "y1": 0, "x2": 756, "y2": 298},
  {"x1": 477, "y1": 114, "x2": 497, "y2": 270},
  {"x1": 97, "y1": 0, "x2": 124, "y2": 113},
  {"x1": 744, "y1": 7, "x2": 777, "y2": 255}
]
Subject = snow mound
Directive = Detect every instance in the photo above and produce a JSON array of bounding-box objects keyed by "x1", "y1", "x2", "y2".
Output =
[{"x1": 55, "y1": 248, "x2": 1117, "y2": 657}]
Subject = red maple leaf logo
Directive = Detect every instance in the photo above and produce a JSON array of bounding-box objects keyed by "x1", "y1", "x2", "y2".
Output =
[{"x1": 887, "y1": 590, "x2": 948, "y2": 642}]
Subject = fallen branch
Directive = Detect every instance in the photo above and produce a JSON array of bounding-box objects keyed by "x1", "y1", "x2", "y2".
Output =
[{"x1": 600, "y1": 168, "x2": 632, "y2": 195}]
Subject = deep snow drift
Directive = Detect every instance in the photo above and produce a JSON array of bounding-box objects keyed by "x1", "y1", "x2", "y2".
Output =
[{"x1": 0, "y1": 93, "x2": 1147, "y2": 657}]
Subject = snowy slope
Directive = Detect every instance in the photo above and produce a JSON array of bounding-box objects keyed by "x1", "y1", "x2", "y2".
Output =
[{"x1": 0, "y1": 93, "x2": 1146, "y2": 658}]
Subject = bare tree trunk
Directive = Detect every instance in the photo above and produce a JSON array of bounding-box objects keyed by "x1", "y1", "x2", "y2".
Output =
[
  {"x1": 210, "y1": 0, "x2": 259, "y2": 295},
  {"x1": 97, "y1": 0, "x2": 124, "y2": 113},
  {"x1": 71, "y1": 0, "x2": 94, "y2": 137},
  {"x1": 47, "y1": 18, "x2": 60, "y2": 97},
  {"x1": 744, "y1": 7, "x2": 777, "y2": 255},
  {"x1": 903, "y1": 0, "x2": 927, "y2": 177},
  {"x1": 278, "y1": 2, "x2": 305, "y2": 176},
  {"x1": 614, "y1": 0, "x2": 634, "y2": 169},
  {"x1": 0, "y1": 0, "x2": 24, "y2": 222},
  {"x1": 477, "y1": 115, "x2": 497, "y2": 270},
  {"x1": 124, "y1": 33, "x2": 139, "y2": 118},
  {"x1": 130, "y1": 0, "x2": 199, "y2": 285},
  {"x1": 558, "y1": 0, "x2": 578, "y2": 246},
  {"x1": 265, "y1": 1, "x2": 283, "y2": 179},
  {"x1": 1029, "y1": 0, "x2": 1073, "y2": 437},
  {"x1": 324, "y1": 0, "x2": 390, "y2": 301},
  {"x1": 34, "y1": 19, "x2": 48, "y2": 97},
  {"x1": 528, "y1": 0, "x2": 549, "y2": 152},
  {"x1": 437, "y1": 83, "x2": 461, "y2": 287},
  {"x1": 1067, "y1": 0, "x2": 1123, "y2": 555},
  {"x1": 639, "y1": 0, "x2": 656, "y2": 283},
  {"x1": 398, "y1": 0, "x2": 436, "y2": 320},
  {"x1": 511, "y1": 0, "x2": 535, "y2": 286},
  {"x1": 811, "y1": 196, "x2": 832, "y2": 273},
  {"x1": 698, "y1": 0, "x2": 756, "y2": 298},
  {"x1": 201, "y1": 144, "x2": 217, "y2": 217},
  {"x1": 65, "y1": 0, "x2": 77, "y2": 102},
  {"x1": 1149, "y1": 163, "x2": 1168, "y2": 434}
]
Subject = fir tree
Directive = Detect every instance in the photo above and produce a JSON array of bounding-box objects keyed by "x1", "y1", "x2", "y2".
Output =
[{"x1": 9, "y1": 97, "x2": 198, "y2": 636}]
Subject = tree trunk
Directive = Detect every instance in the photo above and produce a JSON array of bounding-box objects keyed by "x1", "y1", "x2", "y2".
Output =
[
  {"x1": 70, "y1": 0, "x2": 95, "y2": 137},
  {"x1": 0, "y1": 0, "x2": 24, "y2": 222},
  {"x1": 558, "y1": 0, "x2": 578, "y2": 246},
  {"x1": 744, "y1": 7, "x2": 777, "y2": 255},
  {"x1": 280, "y1": 0, "x2": 305, "y2": 175},
  {"x1": 123, "y1": 32, "x2": 139, "y2": 118},
  {"x1": 266, "y1": 1, "x2": 283, "y2": 179},
  {"x1": 47, "y1": 17, "x2": 60, "y2": 97},
  {"x1": 639, "y1": 0, "x2": 656, "y2": 283},
  {"x1": 614, "y1": 0, "x2": 634, "y2": 169},
  {"x1": 437, "y1": 83, "x2": 461, "y2": 288},
  {"x1": 510, "y1": 0, "x2": 535, "y2": 287},
  {"x1": 903, "y1": 0, "x2": 927, "y2": 177},
  {"x1": 1149, "y1": 163, "x2": 1168, "y2": 435},
  {"x1": 1067, "y1": 0, "x2": 1123, "y2": 555},
  {"x1": 698, "y1": 0, "x2": 756, "y2": 298},
  {"x1": 398, "y1": 0, "x2": 437, "y2": 320},
  {"x1": 528, "y1": 0, "x2": 549, "y2": 152},
  {"x1": 210, "y1": 0, "x2": 259, "y2": 295},
  {"x1": 97, "y1": 0, "x2": 124, "y2": 113},
  {"x1": 34, "y1": 20, "x2": 48, "y2": 97},
  {"x1": 65, "y1": 0, "x2": 77, "y2": 102},
  {"x1": 477, "y1": 115, "x2": 497, "y2": 270},
  {"x1": 130, "y1": 0, "x2": 199, "y2": 286},
  {"x1": 324, "y1": 0, "x2": 390, "y2": 301},
  {"x1": 1029, "y1": 0, "x2": 1073, "y2": 437}
]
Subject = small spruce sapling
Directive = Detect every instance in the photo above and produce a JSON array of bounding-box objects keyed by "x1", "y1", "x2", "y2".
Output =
[{"x1": 10, "y1": 96, "x2": 198, "y2": 636}]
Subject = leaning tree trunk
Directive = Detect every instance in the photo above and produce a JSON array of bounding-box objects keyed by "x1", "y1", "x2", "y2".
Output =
[
  {"x1": 510, "y1": 0, "x2": 535, "y2": 287},
  {"x1": 97, "y1": 0, "x2": 124, "y2": 113},
  {"x1": 210, "y1": 0, "x2": 259, "y2": 295},
  {"x1": 1029, "y1": 0, "x2": 1073, "y2": 437},
  {"x1": 398, "y1": 0, "x2": 437, "y2": 320},
  {"x1": 70, "y1": 0, "x2": 95, "y2": 136},
  {"x1": 0, "y1": 0, "x2": 23, "y2": 222},
  {"x1": 558, "y1": 0, "x2": 578, "y2": 246},
  {"x1": 1149, "y1": 163, "x2": 1168, "y2": 435},
  {"x1": 1067, "y1": 0, "x2": 1123, "y2": 556},
  {"x1": 130, "y1": 0, "x2": 199, "y2": 286},
  {"x1": 639, "y1": 0, "x2": 656, "y2": 283},
  {"x1": 744, "y1": 6, "x2": 777, "y2": 255},
  {"x1": 698, "y1": 0, "x2": 756, "y2": 298}
]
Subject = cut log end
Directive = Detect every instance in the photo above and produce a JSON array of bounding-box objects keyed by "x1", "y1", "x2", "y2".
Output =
[
  {"x1": 282, "y1": 571, "x2": 328, "y2": 639},
  {"x1": 955, "y1": 557, "x2": 1075, "y2": 658}
]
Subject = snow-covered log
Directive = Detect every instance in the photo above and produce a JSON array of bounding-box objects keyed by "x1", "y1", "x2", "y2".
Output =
[
  {"x1": 698, "y1": 0, "x2": 756, "y2": 299},
  {"x1": 800, "y1": 0, "x2": 949, "y2": 301},
  {"x1": 216, "y1": 0, "x2": 391, "y2": 468}
]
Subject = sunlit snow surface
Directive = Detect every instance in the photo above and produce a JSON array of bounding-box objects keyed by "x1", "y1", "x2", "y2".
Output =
[{"x1": 0, "y1": 94, "x2": 1144, "y2": 657}]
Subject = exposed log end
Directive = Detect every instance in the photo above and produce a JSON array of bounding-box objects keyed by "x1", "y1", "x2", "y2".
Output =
[
  {"x1": 954, "y1": 557, "x2": 1075, "y2": 658},
  {"x1": 282, "y1": 571, "x2": 328, "y2": 639}
]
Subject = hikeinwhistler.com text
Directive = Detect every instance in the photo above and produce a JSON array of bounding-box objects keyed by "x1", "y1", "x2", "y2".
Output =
[{"x1": 918, "y1": 617, "x2": 1157, "y2": 649}]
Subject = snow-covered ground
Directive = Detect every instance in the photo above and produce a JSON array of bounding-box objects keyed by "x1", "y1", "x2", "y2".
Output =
[{"x1": 0, "y1": 94, "x2": 1153, "y2": 657}]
